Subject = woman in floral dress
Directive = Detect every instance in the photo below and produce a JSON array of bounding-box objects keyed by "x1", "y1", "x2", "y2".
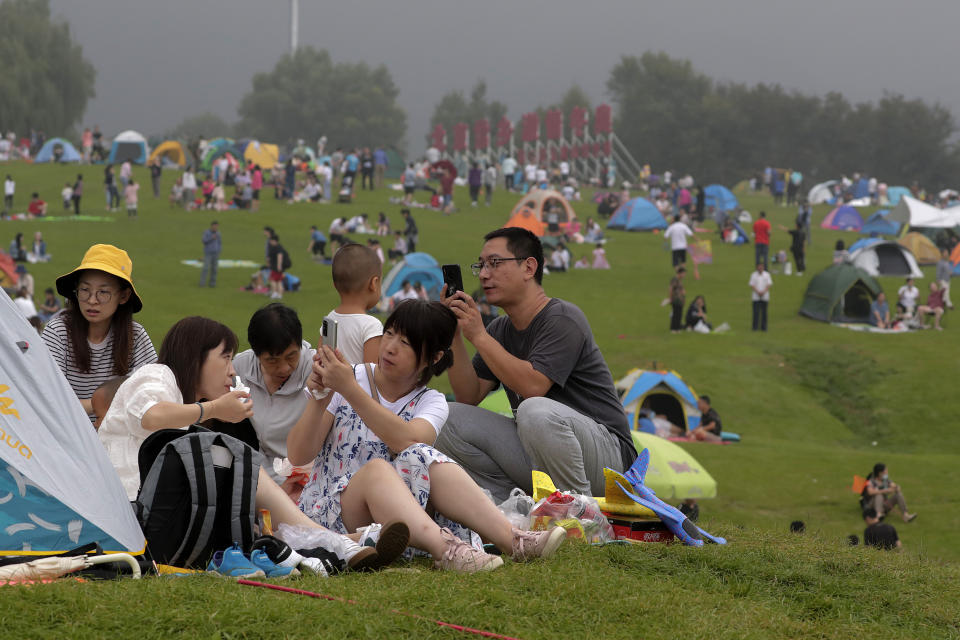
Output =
[{"x1": 289, "y1": 301, "x2": 564, "y2": 573}]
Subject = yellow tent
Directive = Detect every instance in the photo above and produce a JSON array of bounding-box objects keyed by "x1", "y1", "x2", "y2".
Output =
[
  {"x1": 899, "y1": 232, "x2": 940, "y2": 265},
  {"x1": 147, "y1": 141, "x2": 187, "y2": 167},
  {"x1": 244, "y1": 141, "x2": 279, "y2": 168},
  {"x1": 509, "y1": 189, "x2": 577, "y2": 227}
]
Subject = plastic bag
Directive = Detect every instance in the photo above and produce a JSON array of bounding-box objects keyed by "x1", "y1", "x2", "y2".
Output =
[
  {"x1": 693, "y1": 320, "x2": 710, "y2": 334},
  {"x1": 529, "y1": 491, "x2": 614, "y2": 544},
  {"x1": 497, "y1": 488, "x2": 537, "y2": 530}
]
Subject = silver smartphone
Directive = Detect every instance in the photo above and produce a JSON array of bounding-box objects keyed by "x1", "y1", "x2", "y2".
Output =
[{"x1": 321, "y1": 318, "x2": 338, "y2": 350}]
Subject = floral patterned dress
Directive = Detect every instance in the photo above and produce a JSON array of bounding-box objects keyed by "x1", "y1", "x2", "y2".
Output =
[{"x1": 297, "y1": 365, "x2": 481, "y2": 548}]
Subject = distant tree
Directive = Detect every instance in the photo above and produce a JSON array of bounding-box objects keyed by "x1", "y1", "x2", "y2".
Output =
[
  {"x1": 163, "y1": 112, "x2": 233, "y2": 142},
  {"x1": 237, "y1": 47, "x2": 406, "y2": 151},
  {"x1": 427, "y1": 79, "x2": 507, "y2": 147},
  {"x1": 0, "y1": 0, "x2": 96, "y2": 138}
]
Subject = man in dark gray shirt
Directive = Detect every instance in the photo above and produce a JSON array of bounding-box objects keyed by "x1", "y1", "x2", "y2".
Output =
[{"x1": 436, "y1": 227, "x2": 635, "y2": 502}]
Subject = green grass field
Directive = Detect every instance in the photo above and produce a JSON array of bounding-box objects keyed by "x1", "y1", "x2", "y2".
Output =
[{"x1": 3, "y1": 163, "x2": 959, "y2": 639}]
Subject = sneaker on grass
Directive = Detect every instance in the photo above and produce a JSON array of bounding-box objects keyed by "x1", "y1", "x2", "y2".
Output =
[
  {"x1": 434, "y1": 528, "x2": 503, "y2": 573},
  {"x1": 510, "y1": 526, "x2": 566, "y2": 562},
  {"x1": 207, "y1": 544, "x2": 266, "y2": 578}
]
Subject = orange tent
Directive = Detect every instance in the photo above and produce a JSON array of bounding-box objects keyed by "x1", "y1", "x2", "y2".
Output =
[
  {"x1": 509, "y1": 189, "x2": 577, "y2": 227},
  {"x1": 503, "y1": 207, "x2": 546, "y2": 236},
  {"x1": 950, "y1": 242, "x2": 960, "y2": 267},
  {"x1": 0, "y1": 252, "x2": 18, "y2": 288},
  {"x1": 899, "y1": 232, "x2": 940, "y2": 265}
]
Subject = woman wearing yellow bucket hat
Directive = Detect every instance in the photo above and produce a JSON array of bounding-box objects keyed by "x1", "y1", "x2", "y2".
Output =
[{"x1": 41, "y1": 244, "x2": 157, "y2": 423}]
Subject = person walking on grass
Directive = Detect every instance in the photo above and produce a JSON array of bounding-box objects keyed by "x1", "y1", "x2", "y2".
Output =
[
  {"x1": 749, "y1": 262, "x2": 772, "y2": 331},
  {"x1": 200, "y1": 221, "x2": 221, "y2": 287},
  {"x1": 664, "y1": 214, "x2": 693, "y2": 268},
  {"x1": 753, "y1": 211, "x2": 771, "y2": 270},
  {"x1": 666, "y1": 265, "x2": 686, "y2": 334}
]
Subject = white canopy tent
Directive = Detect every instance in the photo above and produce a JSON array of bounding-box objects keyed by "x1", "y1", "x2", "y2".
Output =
[{"x1": 889, "y1": 196, "x2": 960, "y2": 229}]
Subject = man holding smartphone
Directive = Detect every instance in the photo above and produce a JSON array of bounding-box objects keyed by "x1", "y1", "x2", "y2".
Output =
[{"x1": 436, "y1": 227, "x2": 636, "y2": 503}]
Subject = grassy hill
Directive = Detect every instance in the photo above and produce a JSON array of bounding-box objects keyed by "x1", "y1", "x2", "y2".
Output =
[{"x1": 2, "y1": 163, "x2": 957, "y2": 639}]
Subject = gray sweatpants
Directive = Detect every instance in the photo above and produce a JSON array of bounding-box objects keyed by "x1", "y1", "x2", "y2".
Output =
[{"x1": 434, "y1": 398, "x2": 624, "y2": 503}]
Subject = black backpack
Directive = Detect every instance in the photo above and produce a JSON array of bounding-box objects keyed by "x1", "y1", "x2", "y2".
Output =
[
  {"x1": 280, "y1": 247, "x2": 292, "y2": 271},
  {"x1": 134, "y1": 428, "x2": 262, "y2": 569}
]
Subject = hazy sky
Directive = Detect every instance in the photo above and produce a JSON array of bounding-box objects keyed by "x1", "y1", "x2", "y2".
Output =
[{"x1": 50, "y1": 0, "x2": 960, "y2": 153}]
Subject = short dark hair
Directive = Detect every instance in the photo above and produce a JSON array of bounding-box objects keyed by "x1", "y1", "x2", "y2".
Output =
[
  {"x1": 158, "y1": 316, "x2": 239, "y2": 404},
  {"x1": 789, "y1": 520, "x2": 805, "y2": 534},
  {"x1": 862, "y1": 507, "x2": 878, "y2": 520},
  {"x1": 332, "y1": 244, "x2": 381, "y2": 294},
  {"x1": 248, "y1": 303, "x2": 302, "y2": 356},
  {"x1": 872, "y1": 463, "x2": 886, "y2": 478},
  {"x1": 483, "y1": 227, "x2": 544, "y2": 284},
  {"x1": 699, "y1": 395, "x2": 711, "y2": 406},
  {"x1": 383, "y1": 300, "x2": 457, "y2": 386},
  {"x1": 760, "y1": 211, "x2": 766, "y2": 218}
]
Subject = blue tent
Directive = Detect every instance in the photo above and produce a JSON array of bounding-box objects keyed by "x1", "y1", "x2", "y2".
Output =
[
  {"x1": 730, "y1": 220, "x2": 750, "y2": 244},
  {"x1": 704, "y1": 184, "x2": 738, "y2": 211},
  {"x1": 34, "y1": 138, "x2": 81, "y2": 163},
  {"x1": 107, "y1": 130, "x2": 149, "y2": 164},
  {"x1": 860, "y1": 210, "x2": 901, "y2": 236},
  {"x1": 619, "y1": 370, "x2": 701, "y2": 432},
  {"x1": 381, "y1": 252, "x2": 444, "y2": 299},
  {"x1": 852, "y1": 178, "x2": 870, "y2": 199},
  {"x1": 607, "y1": 197, "x2": 666, "y2": 231},
  {"x1": 886, "y1": 186, "x2": 911, "y2": 206},
  {"x1": 848, "y1": 237, "x2": 883, "y2": 253},
  {"x1": 821, "y1": 205, "x2": 864, "y2": 231}
]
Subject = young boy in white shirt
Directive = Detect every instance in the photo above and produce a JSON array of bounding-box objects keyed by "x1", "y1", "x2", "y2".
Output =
[
  {"x1": 61, "y1": 182, "x2": 73, "y2": 211},
  {"x1": 324, "y1": 244, "x2": 383, "y2": 365}
]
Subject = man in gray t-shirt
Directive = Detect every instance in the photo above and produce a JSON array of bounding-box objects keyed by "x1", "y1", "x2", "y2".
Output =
[{"x1": 436, "y1": 227, "x2": 636, "y2": 502}]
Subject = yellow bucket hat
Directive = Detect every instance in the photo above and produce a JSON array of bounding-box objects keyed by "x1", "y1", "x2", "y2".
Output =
[{"x1": 55, "y1": 244, "x2": 143, "y2": 313}]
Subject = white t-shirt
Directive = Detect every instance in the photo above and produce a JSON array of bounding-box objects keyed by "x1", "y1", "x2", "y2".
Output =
[
  {"x1": 749, "y1": 270, "x2": 773, "y2": 302},
  {"x1": 61, "y1": 186, "x2": 73, "y2": 201},
  {"x1": 391, "y1": 288, "x2": 419, "y2": 304},
  {"x1": 13, "y1": 296, "x2": 37, "y2": 319},
  {"x1": 98, "y1": 364, "x2": 183, "y2": 500},
  {"x1": 4, "y1": 179, "x2": 14, "y2": 196},
  {"x1": 524, "y1": 164, "x2": 537, "y2": 181},
  {"x1": 325, "y1": 364, "x2": 448, "y2": 437},
  {"x1": 324, "y1": 311, "x2": 384, "y2": 365},
  {"x1": 561, "y1": 185, "x2": 575, "y2": 200},
  {"x1": 181, "y1": 171, "x2": 197, "y2": 190},
  {"x1": 501, "y1": 158, "x2": 516, "y2": 175},
  {"x1": 535, "y1": 168, "x2": 548, "y2": 183},
  {"x1": 560, "y1": 161, "x2": 570, "y2": 175},
  {"x1": 664, "y1": 221, "x2": 693, "y2": 250},
  {"x1": 898, "y1": 285, "x2": 920, "y2": 310}
]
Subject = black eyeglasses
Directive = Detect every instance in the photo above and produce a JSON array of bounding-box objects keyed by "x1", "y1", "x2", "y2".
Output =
[
  {"x1": 75, "y1": 287, "x2": 116, "y2": 303},
  {"x1": 470, "y1": 257, "x2": 526, "y2": 276}
]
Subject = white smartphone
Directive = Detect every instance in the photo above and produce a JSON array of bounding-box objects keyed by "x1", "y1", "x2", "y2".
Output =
[{"x1": 321, "y1": 318, "x2": 338, "y2": 350}]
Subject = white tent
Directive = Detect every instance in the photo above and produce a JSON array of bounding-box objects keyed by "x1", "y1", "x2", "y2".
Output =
[
  {"x1": 847, "y1": 241, "x2": 923, "y2": 278},
  {"x1": 807, "y1": 180, "x2": 837, "y2": 205},
  {"x1": 0, "y1": 292, "x2": 144, "y2": 556},
  {"x1": 108, "y1": 130, "x2": 150, "y2": 164},
  {"x1": 889, "y1": 196, "x2": 960, "y2": 229}
]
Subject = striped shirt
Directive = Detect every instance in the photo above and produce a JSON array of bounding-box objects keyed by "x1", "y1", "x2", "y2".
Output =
[{"x1": 41, "y1": 314, "x2": 158, "y2": 421}]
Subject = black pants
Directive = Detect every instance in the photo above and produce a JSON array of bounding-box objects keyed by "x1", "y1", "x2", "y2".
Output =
[
  {"x1": 791, "y1": 249, "x2": 805, "y2": 273},
  {"x1": 752, "y1": 300, "x2": 768, "y2": 331},
  {"x1": 469, "y1": 185, "x2": 480, "y2": 203},
  {"x1": 151, "y1": 175, "x2": 161, "y2": 198},
  {"x1": 505, "y1": 174, "x2": 514, "y2": 191},
  {"x1": 72, "y1": 195, "x2": 81, "y2": 215},
  {"x1": 361, "y1": 169, "x2": 374, "y2": 190},
  {"x1": 672, "y1": 249, "x2": 686, "y2": 267},
  {"x1": 671, "y1": 301, "x2": 684, "y2": 331}
]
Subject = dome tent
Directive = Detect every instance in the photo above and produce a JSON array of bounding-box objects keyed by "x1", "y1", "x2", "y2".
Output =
[
  {"x1": 147, "y1": 141, "x2": 187, "y2": 167},
  {"x1": 860, "y1": 210, "x2": 901, "y2": 236},
  {"x1": 799, "y1": 264, "x2": 882, "y2": 324},
  {"x1": 607, "y1": 197, "x2": 666, "y2": 231},
  {"x1": 847, "y1": 240, "x2": 923, "y2": 278},
  {"x1": 898, "y1": 232, "x2": 941, "y2": 265},
  {"x1": 34, "y1": 138, "x2": 81, "y2": 163},
  {"x1": 509, "y1": 190, "x2": 577, "y2": 227},
  {"x1": 108, "y1": 130, "x2": 149, "y2": 164},
  {"x1": 821, "y1": 205, "x2": 864, "y2": 231},
  {"x1": 381, "y1": 252, "x2": 444, "y2": 300},
  {"x1": 703, "y1": 184, "x2": 738, "y2": 211},
  {"x1": 616, "y1": 369, "x2": 701, "y2": 433}
]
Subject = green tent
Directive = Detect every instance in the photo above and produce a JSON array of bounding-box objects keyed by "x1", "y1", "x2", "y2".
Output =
[{"x1": 798, "y1": 264, "x2": 883, "y2": 323}]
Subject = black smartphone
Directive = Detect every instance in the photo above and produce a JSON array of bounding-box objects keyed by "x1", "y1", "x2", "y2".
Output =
[
  {"x1": 442, "y1": 264, "x2": 464, "y2": 296},
  {"x1": 320, "y1": 318, "x2": 338, "y2": 349}
]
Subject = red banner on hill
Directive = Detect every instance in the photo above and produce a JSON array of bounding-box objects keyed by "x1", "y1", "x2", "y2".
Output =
[
  {"x1": 594, "y1": 104, "x2": 612, "y2": 134},
  {"x1": 453, "y1": 122, "x2": 469, "y2": 152},
  {"x1": 495, "y1": 116, "x2": 513, "y2": 148},
  {"x1": 431, "y1": 124, "x2": 446, "y2": 152},
  {"x1": 521, "y1": 113, "x2": 540, "y2": 143},
  {"x1": 473, "y1": 118, "x2": 490, "y2": 150}
]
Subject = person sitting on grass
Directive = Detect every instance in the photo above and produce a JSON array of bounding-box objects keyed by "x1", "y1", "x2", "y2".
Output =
[
  {"x1": 915, "y1": 281, "x2": 946, "y2": 330},
  {"x1": 685, "y1": 295, "x2": 711, "y2": 331},
  {"x1": 97, "y1": 315, "x2": 408, "y2": 571},
  {"x1": 861, "y1": 463, "x2": 917, "y2": 523},
  {"x1": 862, "y1": 507, "x2": 901, "y2": 551},
  {"x1": 869, "y1": 292, "x2": 891, "y2": 328},
  {"x1": 27, "y1": 193, "x2": 47, "y2": 217},
  {"x1": 288, "y1": 301, "x2": 565, "y2": 573},
  {"x1": 669, "y1": 395, "x2": 722, "y2": 442}
]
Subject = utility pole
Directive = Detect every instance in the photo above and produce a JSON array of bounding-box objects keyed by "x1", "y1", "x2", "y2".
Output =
[{"x1": 290, "y1": 0, "x2": 299, "y2": 53}]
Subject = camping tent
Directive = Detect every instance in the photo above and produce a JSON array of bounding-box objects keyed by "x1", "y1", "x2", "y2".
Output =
[
  {"x1": 898, "y1": 232, "x2": 941, "y2": 265},
  {"x1": 799, "y1": 264, "x2": 882, "y2": 323},
  {"x1": 503, "y1": 207, "x2": 546, "y2": 237},
  {"x1": 201, "y1": 141, "x2": 243, "y2": 172},
  {"x1": 703, "y1": 184, "x2": 738, "y2": 211},
  {"x1": 607, "y1": 197, "x2": 666, "y2": 231},
  {"x1": 886, "y1": 186, "x2": 911, "y2": 206},
  {"x1": 860, "y1": 210, "x2": 901, "y2": 236},
  {"x1": 244, "y1": 141, "x2": 280, "y2": 168},
  {"x1": 629, "y1": 432, "x2": 717, "y2": 500},
  {"x1": 889, "y1": 196, "x2": 960, "y2": 228},
  {"x1": 0, "y1": 292, "x2": 145, "y2": 555},
  {"x1": 821, "y1": 205, "x2": 864, "y2": 231},
  {"x1": 34, "y1": 138, "x2": 81, "y2": 163},
  {"x1": 147, "y1": 140, "x2": 187, "y2": 167},
  {"x1": 108, "y1": 130, "x2": 149, "y2": 164},
  {"x1": 847, "y1": 241, "x2": 923, "y2": 278},
  {"x1": 0, "y1": 253, "x2": 18, "y2": 289},
  {"x1": 616, "y1": 369, "x2": 701, "y2": 433},
  {"x1": 807, "y1": 180, "x2": 838, "y2": 205},
  {"x1": 509, "y1": 190, "x2": 577, "y2": 227},
  {"x1": 381, "y1": 252, "x2": 444, "y2": 299}
]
